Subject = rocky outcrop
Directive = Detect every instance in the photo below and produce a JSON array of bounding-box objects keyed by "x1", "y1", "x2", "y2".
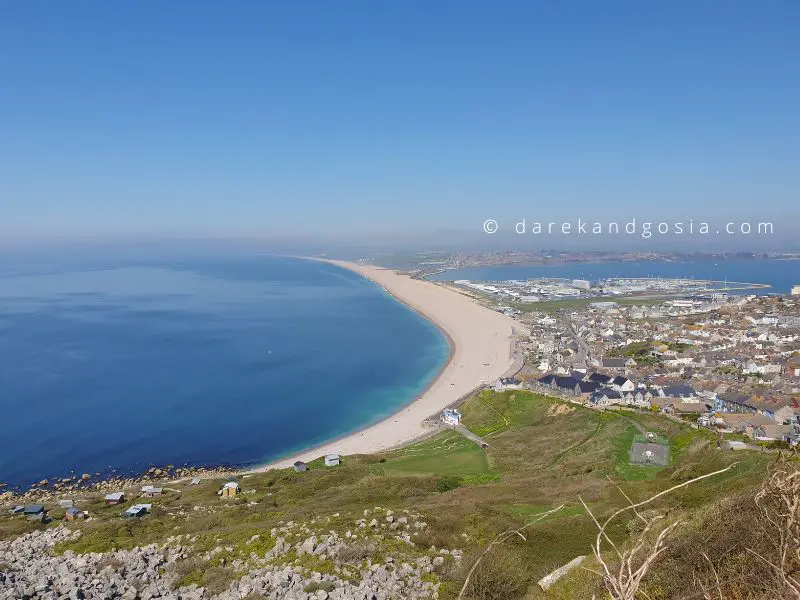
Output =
[{"x1": 1, "y1": 508, "x2": 459, "y2": 600}]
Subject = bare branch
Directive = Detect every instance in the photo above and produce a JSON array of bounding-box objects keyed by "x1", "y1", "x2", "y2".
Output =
[{"x1": 457, "y1": 504, "x2": 564, "y2": 600}]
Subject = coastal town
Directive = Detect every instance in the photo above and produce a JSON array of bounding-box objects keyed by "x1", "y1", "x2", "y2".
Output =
[
  {"x1": 1, "y1": 263, "x2": 799, "y2": 600},
  {"x1": 493, "y1": 286, "x2": 800, "y2": 448}
]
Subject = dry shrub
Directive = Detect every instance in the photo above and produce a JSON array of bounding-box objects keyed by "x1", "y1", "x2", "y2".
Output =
[
  {"x1": 644, "y1": 461, "x2": 800, "y2": 600},
  {"x1": 203, "y1": 566, "x2": 237, "y2": 595},
  {"x1": 413, "y1": 512, "x2": 465, "y2": 551},
  {"x1": 460, "y1": 545, "x2": 530, "y2": 600},
  {"x1": 170, "y1": 556, "x2": 205, "y2": 587},
  {"x1": 752, "y1": 462, "x2": 800, "y2": 598},
  {"x1": 582, "y1": 465, "x2": 737, "y2": 600},
  {"x1": 335, "y1": 540, "x2": 376, "y2": 564}
]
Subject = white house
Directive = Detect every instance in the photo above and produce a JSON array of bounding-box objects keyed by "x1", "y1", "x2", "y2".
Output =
[
  {"x1": 141, "y1": 485, "x2": 163, "y2": 496},
  {"x1": 442, "y1": 408, "x2": 462, "y2": 426},
  {"x1": 324, "y1": 454, "x2": 340, "y2": 467},
  {"x1": 494, "y1": 377, "x2": 523, "y2": 391}
]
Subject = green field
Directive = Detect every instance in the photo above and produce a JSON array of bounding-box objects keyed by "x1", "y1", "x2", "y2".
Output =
[
  {"x1": 1, "y1": 389, "x2": 786, "y2": 600},
  {"x1": 378, "y1": 430, "x2": 492, "y2": 477}
]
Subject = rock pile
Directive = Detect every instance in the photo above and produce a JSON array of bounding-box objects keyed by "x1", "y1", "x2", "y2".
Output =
[{"x1": 1, "y1": 507, "x2": 460, "y2": 600}]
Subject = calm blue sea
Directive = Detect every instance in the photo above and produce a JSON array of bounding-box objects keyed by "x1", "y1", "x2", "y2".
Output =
[
  {"x1": 0, "y1": 256, "x2": 449, "y2": 488},
  {"x1": 429, "y1": 259, "x2": 799, "y2": 294}
]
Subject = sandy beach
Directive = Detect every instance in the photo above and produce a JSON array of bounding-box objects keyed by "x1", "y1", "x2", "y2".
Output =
[{"x1": 255, "y1": 260, "x2": 524, "y2": 470}]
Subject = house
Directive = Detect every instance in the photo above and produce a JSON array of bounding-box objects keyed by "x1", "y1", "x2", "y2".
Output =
[
  {"x1": 588, "y1": 373, "x2": 614, "y2": 385},
  {"x1": 23, "y1": 504, "x2": 45, "y2": 517},
  {"x1": 104, "y1": 492, "x2": 125, "y2": 505},
  {"x1": 611, "y1": 376, "x2": 635, "y2": 392},
  {"x1": 602, "y1": 358, "x2": 636, "y2": 370},
  {"x1": 218, "y1": 482, "x2": 240, "y2": 498},
  {"x1": 671, "y1": 401, "x2": 713, "y2": 414},
  {"x1": 717, "y1": 392, "x2": 757, "y2": 415},
  {"x1": 65, "y1": 507, "x2": 86, "y2": 521},
  {"x1": 753, "y1": 423, "x2": 792, "y2": 441},
  {"x1": 442, "y1": 408, "x2": 462, "y2": 426},
  {"x1": 141, "y1": 485, "x2": 163, "y2": 497},
  {"x1": 57, "y1": 499, "x2": 74, "y2": 508},
  {"x1": 662, "y1": 384, "x2": 696, "y2": 400},
  {"x1": 190, "y1": 478, "x2": 201, "y2": 485},
  {"x1": 494, "y1": 377, "x2": 523, "y2": 391},
  {"x1": 538, "y1": 374, "x2": 557, "y2": 387},
  {"x1": 634, "y1": 389, "x2": 654, "y2": 407},
  {"x1": 293, "y1": 461, "x2": 308, "y2": 473},
  {"x1": 715, "y1": 413, "x2": 775, "y2": 436},
  {"x1": 8, "y1": 505, "x2": 25, "y2": 515},
  {"x1": 575, "y1": 380, "x2": 600, "y2": 396},
  {"x1": 324, "y1": 454, "x2": 340, "y2": 467},
  {"x1": 697, "y1": 415, "x2": 713, "y2": 427},
  {"x1": 553, "y1": 375, "x2": 581, "y2": 394},
  {"x1": 590, "y1": 388, "x2": 622, "y2": 407},
  {"x1": 122, "y1": 503, "x2": 151, "y2": 519}
]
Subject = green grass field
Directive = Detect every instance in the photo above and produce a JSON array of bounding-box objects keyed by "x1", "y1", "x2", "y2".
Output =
[
  {"x1": 378, "y1": 430, "x2": 492, "y2": 476},
  {"x1": 1, "y1": 389, "x2": 781, "y2": 600}
]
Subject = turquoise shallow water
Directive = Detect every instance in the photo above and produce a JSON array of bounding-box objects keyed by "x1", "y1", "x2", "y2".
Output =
[{"x1": 0, "y1": 256, "x2": 450, "y2": 488}]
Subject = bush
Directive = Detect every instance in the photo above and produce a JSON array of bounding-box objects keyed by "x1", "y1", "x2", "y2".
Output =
[
  {"x1": 436, "y1": 475, "x2": 463, "y2": 493},
  {"x1": 203, "y1": 566, "x2": 237, "y2": 595},
  {"x1": 336, "y1": 541, "x2": 376, "y2": 564},
  {"x1": 304, "y1": 581, "x2": 336, "y2": 593},
  {"x1": 460, "y1": 545, "x2": 531, "y2": 600}
]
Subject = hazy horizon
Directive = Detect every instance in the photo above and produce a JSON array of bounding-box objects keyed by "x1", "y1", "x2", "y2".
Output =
[{"x1": 2, "y1": 3, "x2": 798, "y2": 249}]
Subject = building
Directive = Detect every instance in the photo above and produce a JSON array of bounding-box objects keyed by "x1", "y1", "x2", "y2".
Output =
[
  {"x1": 442, "y1": 408, "x2": 462, "y2": 426},
  {"x1": 23, "y1": 504, "x2": 45, "y2": 516},
  {"x1": 591, "y1": 301, "x2": 619, "y2": 310},
  {"x1": 141, "y1": 485, "x2": 163, "y2": 497},
  {"x1": 324, "y1": 454, "x2": 340, "y2": 467},
  {"x1": 123, "y1": 504, "x2": 151, "y2": 519},
  {"x1": 104, "y1": 492, "x2": 125, "y2": 505},
  {"x1": 791, "y1": 284, "x2": 800, "y2": 296},
  {"x1": 590, "y1": 388, "x2": 622, "y2": 407},
  {"x1": 572, "y1": 279, "x2": 591, "y2": 290},
  {"x1": 494, "y1": 377, "x2": 523, "y2": 391},
  {"x1": 218, "y1": 482, "x2": 240, "y2": 498},
  {"x1": 57, "y1": 499, "x2": 74, "y2": 508},
  {"x1": 65, "y1": 507, "x2": 86, "y2": 521},
  {"x1": 293, "y1": 461, "x2": 308, "y2": 473}
]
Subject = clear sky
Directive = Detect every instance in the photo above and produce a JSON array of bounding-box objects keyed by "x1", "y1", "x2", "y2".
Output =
[{"x1": 2, "y1": 2, "x2": 799, "y2": 247}]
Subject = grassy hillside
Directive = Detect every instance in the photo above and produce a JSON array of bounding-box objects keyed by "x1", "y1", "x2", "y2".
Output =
[{"x1": 2, "y1": 390, "x2": 790, "y2": 599}]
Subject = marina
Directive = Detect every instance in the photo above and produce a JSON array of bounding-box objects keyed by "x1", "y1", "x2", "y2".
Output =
[{"x1": 451, "y1": 276, "x2": 770, "y2": 305}]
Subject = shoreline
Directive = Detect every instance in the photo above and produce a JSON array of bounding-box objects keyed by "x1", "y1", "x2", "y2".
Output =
[{"x1": 247, "y1": 259, "x2": 524, "y2": 471}]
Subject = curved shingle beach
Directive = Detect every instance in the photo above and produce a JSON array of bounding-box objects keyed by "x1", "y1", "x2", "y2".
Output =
[{"x1": 258, "y1": 260, "x2": 523, "y2": 469}]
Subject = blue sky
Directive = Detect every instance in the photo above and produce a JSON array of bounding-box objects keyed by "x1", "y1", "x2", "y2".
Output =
[{"x1": 1, "y1": 2, "x2": 799, "y2": 245}]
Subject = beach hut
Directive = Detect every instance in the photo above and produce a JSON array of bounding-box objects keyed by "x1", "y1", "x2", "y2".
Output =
[
  {"x1": 105, "y1": 492, "x2": 125, "y2": 505},
  {"x1": 58, "y1": 499, "x2": 74, "y2": 509},
  {"x1": 141, "y1": 485, "x2": 163, "y2": 497},
  {"x1": 324, "y1": 454, "x2": 340, "y2": 467},
  {"x1": 218, "y1": 481, "x2": 240, "y2": 498},
  {"x1": 65, "y1": 507, "x2": 86, "y2": 521},
  {"x1": 122, "y1": 504, "x2": 151, "y2": 519},
  {"x1": 293, "y1": 461, "x2": 308, "y2": 473},
  {"x1": 24, "y1": 504, "x2": 46, "y2": 522},
  {"x1": 442, "y1": 408, "x2": 462, "y2": 426}
]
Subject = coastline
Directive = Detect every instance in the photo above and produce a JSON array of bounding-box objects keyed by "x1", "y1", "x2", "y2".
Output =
[{"x1": 249, "y1": 259, "x2": 524, "y2": 471}]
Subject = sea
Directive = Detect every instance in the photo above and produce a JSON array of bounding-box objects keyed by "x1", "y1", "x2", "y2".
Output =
[
  {"x1": 1, "y1": 255, "x2": 797, "y2": 489},
  {"x1": 428, "y1": 258, "x2": 799, "y2": 294},
  {"x1": 0, "y1": 256, "x2": 450, "y2": 488}
]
